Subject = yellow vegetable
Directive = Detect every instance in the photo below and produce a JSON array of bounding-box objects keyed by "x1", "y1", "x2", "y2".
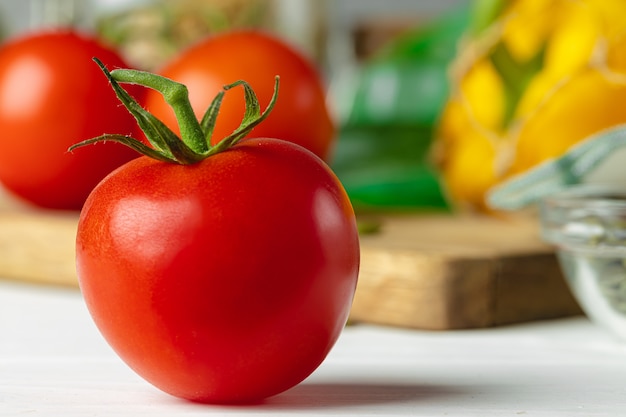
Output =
[{"x1": 435, "y1": 0, "x2": 626, "y2": 210}]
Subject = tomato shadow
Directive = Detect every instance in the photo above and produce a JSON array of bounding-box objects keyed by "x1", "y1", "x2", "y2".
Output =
[
  {"x1": 170, "y1": 381, "x2": 472, "y2": 411},
  {"x1": 254, "y1": 381, "x2": 468, "y2": 410}
]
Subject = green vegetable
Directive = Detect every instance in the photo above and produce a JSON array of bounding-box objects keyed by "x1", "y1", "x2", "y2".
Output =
[{"x1": 331, "y1": 4, "x2": 470, "y2": 211}]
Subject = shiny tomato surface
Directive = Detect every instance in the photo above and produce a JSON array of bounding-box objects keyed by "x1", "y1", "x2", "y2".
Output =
[
  {"x1": 144, "y1": 30, "x2": 335, "y2": 161},
  {"x1": 0, "y1": 30, "x2": 142, "y2": 210},
  {"x1": 76, "y1": 138, "x2": 360, "y2": 403}
]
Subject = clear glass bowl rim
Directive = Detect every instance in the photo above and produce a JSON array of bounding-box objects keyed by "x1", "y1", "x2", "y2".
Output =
[
  {"x1": 541, "y1": 184, "x2": 626, "y2": 210},
  {"x1": 540, "y1": 184, "x2": 626, "y2": 254}
]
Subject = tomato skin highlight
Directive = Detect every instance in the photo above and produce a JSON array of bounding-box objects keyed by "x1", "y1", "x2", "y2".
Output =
[
  {"x1": 76, "y1": 138, "x2": 359, "y2": 403},
  {"x1": 144, "y1": 30, "x2": 335, "y2": 161},
  {"x1": 0, "y1": 30, "x2": 143, "y2": 210}
]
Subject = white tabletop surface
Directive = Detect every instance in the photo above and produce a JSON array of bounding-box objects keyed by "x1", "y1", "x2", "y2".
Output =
[{"x1": 2, "y1": 280, "x2": 626, "y2": 416}]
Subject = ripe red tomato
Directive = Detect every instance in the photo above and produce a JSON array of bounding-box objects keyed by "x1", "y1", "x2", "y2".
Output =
[
  {"x1": 0, "y1": 30, "x2": 142, "y2": 210},
  {"x1": 76, "y1": 138, "x2": 360, "y2": 403},
  {"x1": 144, "y1": 30, "x2": 335, "y2": 161}
]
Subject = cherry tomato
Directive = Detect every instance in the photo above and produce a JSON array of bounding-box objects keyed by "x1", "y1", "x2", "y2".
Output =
[
  {"x1": 0, "y1": 30, "x2": 142, "y2": 210},
  {"x1": 144, "y1": 30, "x2": 335, "y2": 161},
  {"x1": 76, "y1": 137, "x2": 360, "y2": 403}
]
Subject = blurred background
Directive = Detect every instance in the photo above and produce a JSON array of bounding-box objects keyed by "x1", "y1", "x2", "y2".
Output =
[
  {"x1": 0, "y1": 0, "x2": 468, "y2": 213},
  {"x1": 2, "y1": 0, "x2": 626, "y2": 214},
  {"x1": 0, "y1": 1, "x2": 465, "y2": 64}
]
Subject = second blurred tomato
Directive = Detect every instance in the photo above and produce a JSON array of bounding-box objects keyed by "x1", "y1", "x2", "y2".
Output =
[{"x1": 144, "y1": 30, "x2": 335, "y2": 161}]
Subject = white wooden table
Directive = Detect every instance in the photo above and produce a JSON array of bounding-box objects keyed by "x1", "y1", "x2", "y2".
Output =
[{"x1": 2, "y1": 280, "x2": 626, "y2": 416}]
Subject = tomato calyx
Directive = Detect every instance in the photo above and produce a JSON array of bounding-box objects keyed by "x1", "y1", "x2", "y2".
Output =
[{"x1": 69, "y1": 58, "x2": 279, "y2": 164}]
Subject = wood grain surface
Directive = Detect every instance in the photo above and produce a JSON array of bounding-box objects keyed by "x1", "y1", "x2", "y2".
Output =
[
  {"x1": 352, "y1": 214, "x2": 582, "y2": 329},
  {"x1": 0, "y1": 189, "x2": 78, "y2": 287},
  {"x1": 0, "y1": 188, "x2": 582, "y2": 329}
]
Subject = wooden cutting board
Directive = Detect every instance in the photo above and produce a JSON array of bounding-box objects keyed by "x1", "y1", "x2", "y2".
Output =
[
  {"x1": 0, "y1": 189, "x2": 581, "y2": 329},
  {"x1": 0, "y1": 190, "x2": 78, "y2": 287},
  {"x1": 352, "y1": 213, "x2": 581, "y2": 329}
]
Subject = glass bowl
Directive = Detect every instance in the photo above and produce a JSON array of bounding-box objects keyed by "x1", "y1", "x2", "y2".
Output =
[{"x1": 540, "y1": 185, "x2": 626, "y2": 341}]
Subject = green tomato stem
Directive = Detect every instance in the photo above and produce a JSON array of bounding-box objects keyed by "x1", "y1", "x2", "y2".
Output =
[
  {"x1": 110, "y1": 68, "x2": 208, "y2": 154},
  {"x1": 69, "y1": 58, "x2": 280, "y2": 165}
]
